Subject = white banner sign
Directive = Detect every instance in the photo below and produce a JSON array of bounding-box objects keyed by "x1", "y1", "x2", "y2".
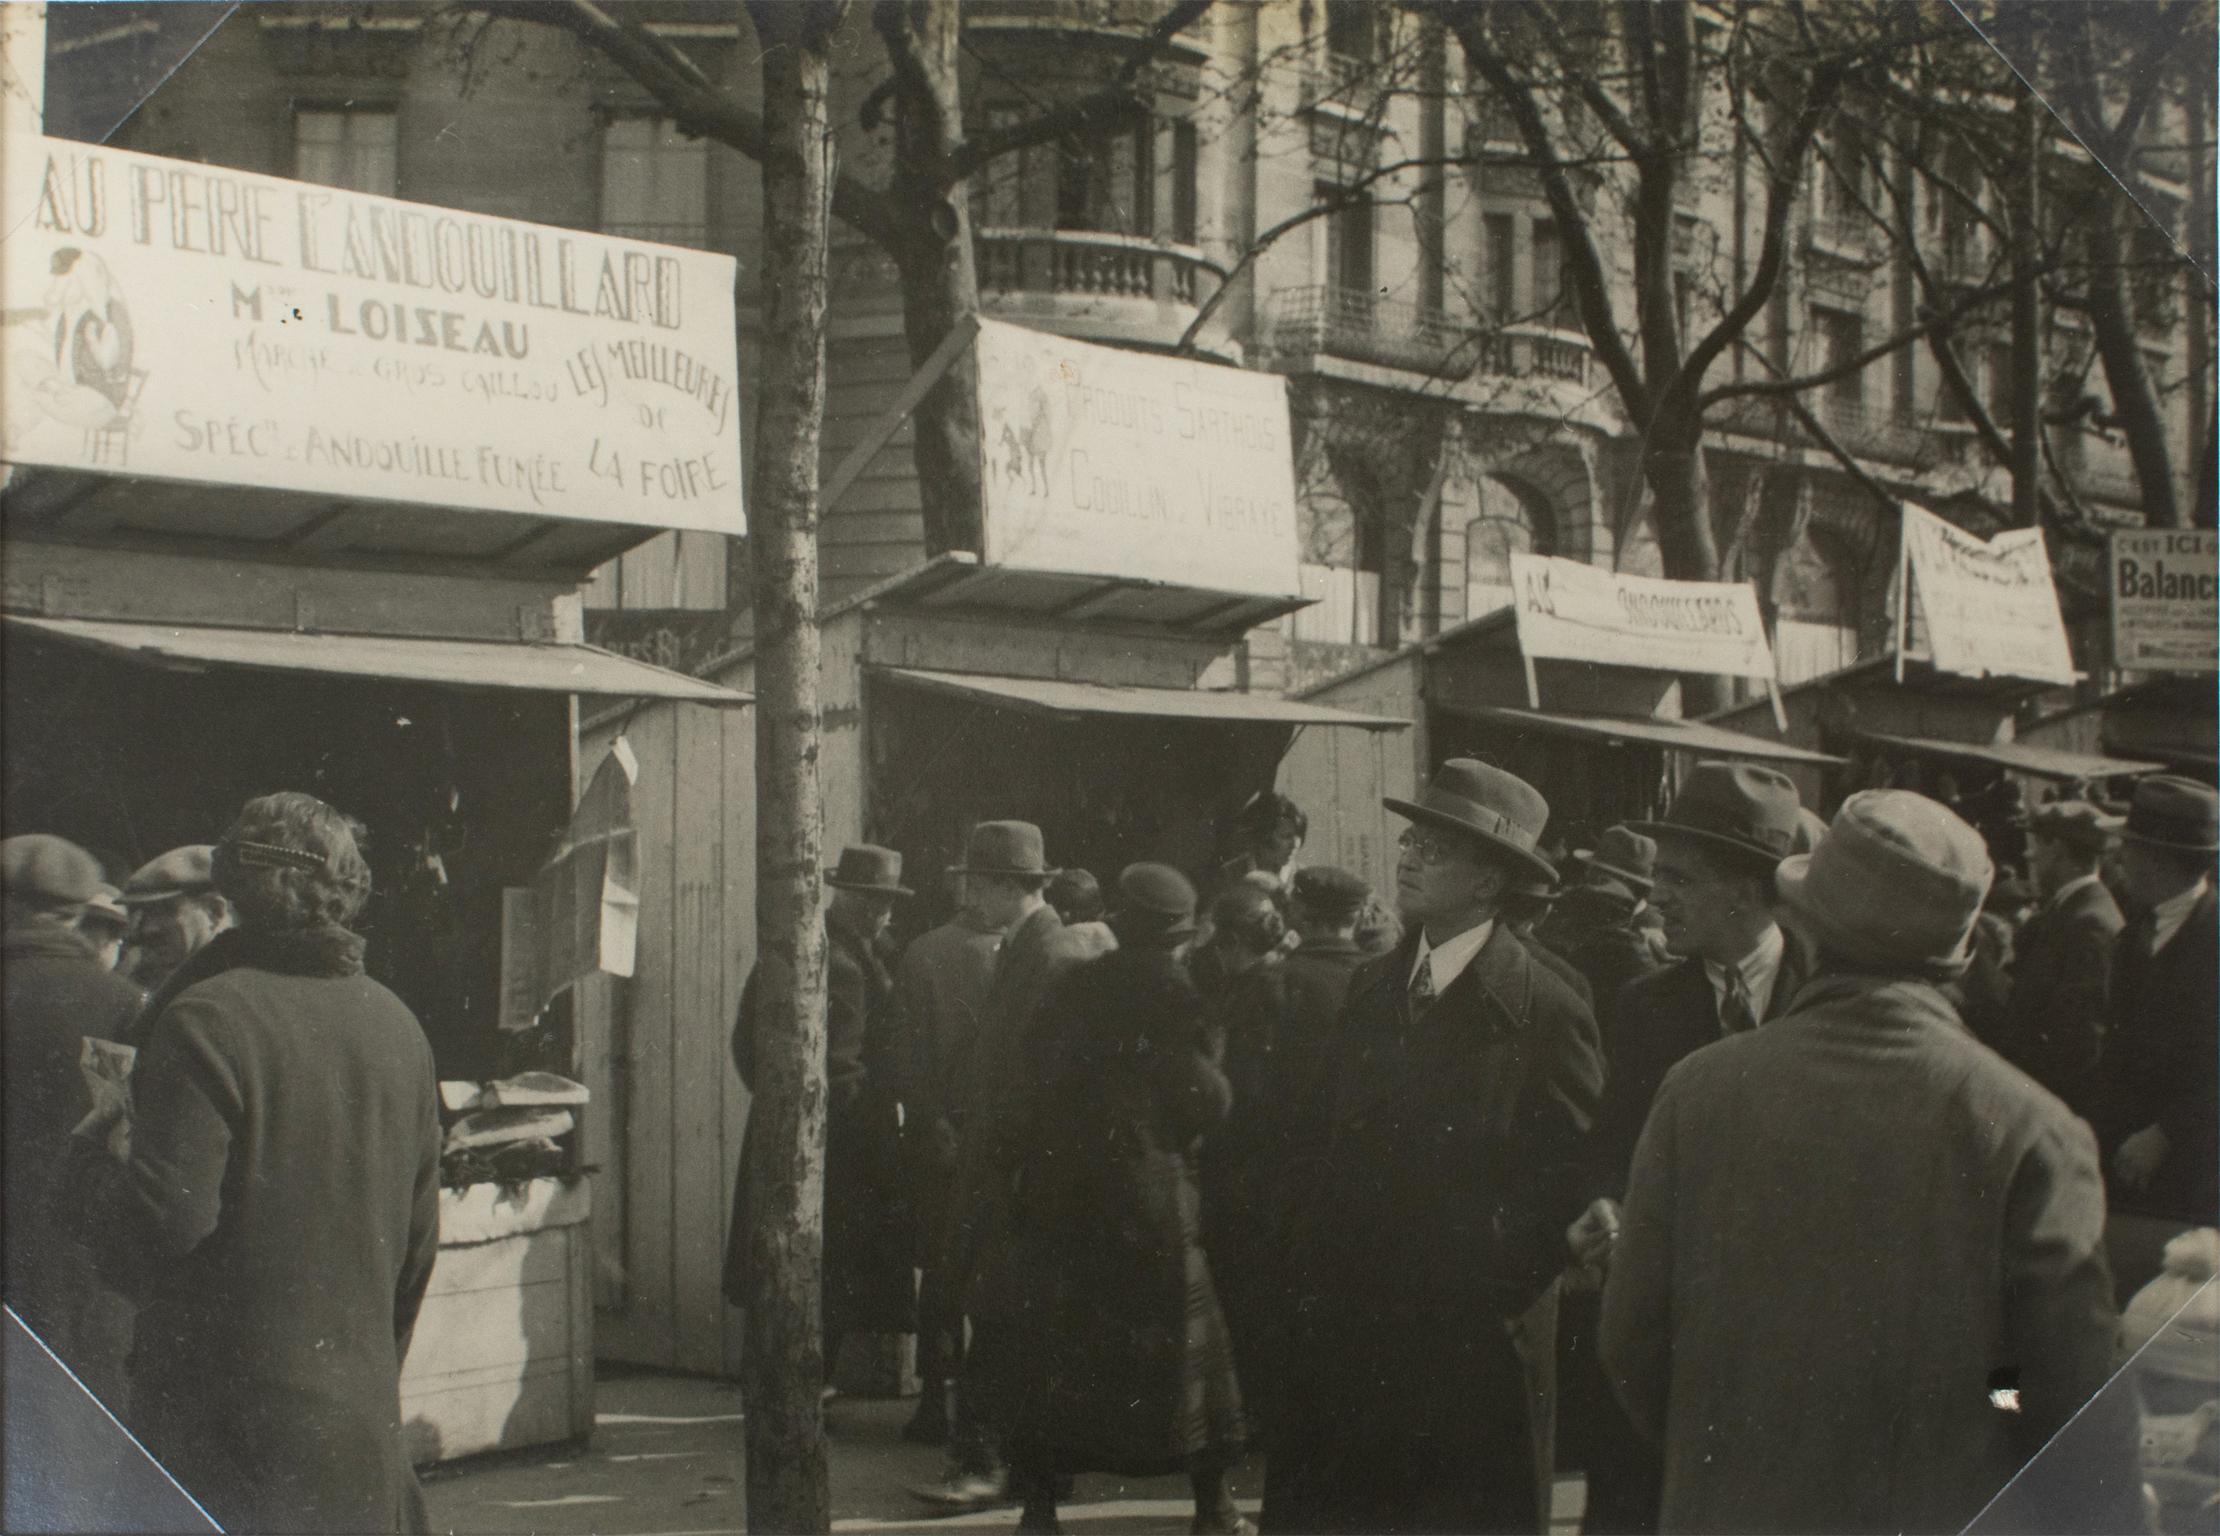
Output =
[
  {"x1": 1507, "y1": 552, "x2": 1778, "y2": 678},
  {"x1": 972, "y1": 318, "x2": 1301, "y2": 597},
  {"x1": 1900, "y1": 502, "x2": 2075, "y2": 685},
  {"x1": 2, "y1": 135, "x2": 741, "y2": 533},
  {"x1": 2110, "y1": 528, "x2": 2217, "y2": 674}
]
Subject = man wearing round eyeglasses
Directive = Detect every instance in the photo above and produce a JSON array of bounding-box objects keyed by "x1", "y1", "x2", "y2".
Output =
[{"x1": 1264, "y1": 760, "x2": 1603, "y2": 1536}]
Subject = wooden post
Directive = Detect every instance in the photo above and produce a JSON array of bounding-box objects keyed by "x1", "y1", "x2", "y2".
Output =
[
  {"x1": 1892, "y1": 504, "x2": 1911, "y2": 686},
  {"x1": 737, "y1": 2, "x2": 846, "y2": 1530}
]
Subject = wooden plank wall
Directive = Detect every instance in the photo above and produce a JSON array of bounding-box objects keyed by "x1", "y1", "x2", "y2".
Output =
[
  {"x1": 1279, "y1": 656, "x2": 1423, "y2": 897},
  {"x1": 821, "y1": 321, "x2": 931, "y2": 607},
  {"x1": 582, "y1": 699, "x2": 756, "y2": 1377}
]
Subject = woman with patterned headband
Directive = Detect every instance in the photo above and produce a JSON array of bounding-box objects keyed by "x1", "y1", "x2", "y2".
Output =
[{"x1": 76, "y1": 791, "x2": 442, "y2": 1534}]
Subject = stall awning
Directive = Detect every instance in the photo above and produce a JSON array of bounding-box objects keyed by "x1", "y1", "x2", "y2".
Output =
[
  {"x1": 1440, "y1": 704, "x2": 1845, "y2": 767},
  {"x1": 5, "y1": 615, "x2": 751, "y2": 705},
  {"x1": 874, "y1": 667, "x2": 1407, "y2": 729},
  {"x1": 1853, "y1": 730, "x2": 2162, "y2": 782}
]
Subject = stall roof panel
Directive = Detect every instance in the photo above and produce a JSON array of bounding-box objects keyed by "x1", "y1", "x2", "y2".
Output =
[
  {"x1": 6, "y1": 615, "x2": 750, "y2": 705},
  {"x1": 1441, "y1": 704, "x2": 1846, "y2": 767},
  {"x1": 1853, "y1": 730, "x2": 2163, "y2": 782},
  {"x1": 864, "y1": 555, "x2": 1312, "y2": 636},
  {"x1": 874, "y1": 667, "x2": 1407, "y2": 729}
]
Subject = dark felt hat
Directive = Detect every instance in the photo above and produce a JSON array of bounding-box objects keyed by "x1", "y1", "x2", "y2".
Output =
[
  {"x1": 1572, "y1": 826, "x2": 1657, "y2": 894},
  {"x1": 1290, "y1": 864, "x2": 1369, "y2": 921},
  {"x1": 121, "y1": 845, "x2": 217, "y2": 906},
  {"x1": 1631, "y1": 762, "x2": 1803, "y2": 872},
  {"x1": 2123, "y1": 775, "x2": 2219, "y2": 854},
  {"x1": 2029, "y1": 800, "x2": 2126, "y2": 857},
  {"x1": 1114, "y1": 862, "x2": 1198, "y2": 943},
  {"x1": 1383, "y1": 759, "x2": 1555, "y2": 883},
  {"x1": 948, "y1": 821, "x2": 1058, "y2": 878},
  {"x1": 2, "y1": 834, "x2": 103, "y2": 906},
  {"x1": 826, "y1": 844, "x2": 912, "y2": 896}
]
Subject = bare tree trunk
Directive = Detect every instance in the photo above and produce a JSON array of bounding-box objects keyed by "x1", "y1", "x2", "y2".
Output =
[
  {"x1": 739, "y1": 2, "x2": 844, "y2": 1529},
  {"x1": 2086, "y1": 197, "x2": 2183, "y2": 529},
  {"x1": 875, "y1": 0, "x2": 987, "y2": 558},
  {"x1": 2006, "y1": 87, "x2": 2045, "y2": 527}
]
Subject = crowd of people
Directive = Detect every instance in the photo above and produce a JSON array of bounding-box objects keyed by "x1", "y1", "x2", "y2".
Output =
[
  {"x1": 3, "y1": 755, "x2": 2214, "y2": 1535},
  {"x1": 729, "y1": 764, "x2": 2217, "y2": 1536},
  {"x1": 4, "y1": 796, "x2": 442, "y2": 1533}
]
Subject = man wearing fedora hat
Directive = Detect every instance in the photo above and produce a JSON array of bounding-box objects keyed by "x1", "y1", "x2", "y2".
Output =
[
  {"x1": 2092, "y1": 775, "x2": 2218, "y2": 1298},
  {"x1": 919, "y1": 822, "x2": 1115, "y2": 1512},
  {"x1": 1601, "y1": 790, "x2": 2136, "y2": 1535},
  {"x1": 1989, "y1": 801, "x2": 2127, "y2": 1115},
  {"x1": 1563, "y1": 763, "x2": 1812, "y2": 1533},
  {"x1": 1264, "y1": 760, "x2": 1602, "y2": 1536},
  {"x1": 725, "y1": 845, "x2": 917, "y2": 1387}
]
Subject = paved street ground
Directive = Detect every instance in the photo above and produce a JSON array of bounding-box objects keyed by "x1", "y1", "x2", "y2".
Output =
[{"x1": 423, "y1": 1368, "x2": 1587, "y2": 1535}]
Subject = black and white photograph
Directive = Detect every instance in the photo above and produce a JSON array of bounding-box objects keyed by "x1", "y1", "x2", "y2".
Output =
[{"x1": 1, "y1": 2, "x2": 2214, "y2": 1533}]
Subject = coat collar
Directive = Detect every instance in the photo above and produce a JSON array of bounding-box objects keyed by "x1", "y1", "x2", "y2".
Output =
[{"x1": 1370, "y1": 922, "x2": 1531, "y2": 1034}]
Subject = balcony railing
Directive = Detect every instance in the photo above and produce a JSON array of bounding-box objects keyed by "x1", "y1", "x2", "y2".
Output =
[
  {"x1": 975, "y1": 227, "x2": 1216, "y2": 308},
  {"x1": 1263, "y1": 287, "x2": 1488, "y2": 377},
  {"x1": 1715, "y1": 394, "x2": 1925, "y2": 464}
]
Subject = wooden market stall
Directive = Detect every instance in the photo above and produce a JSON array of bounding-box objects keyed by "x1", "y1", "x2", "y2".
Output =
[
  {"x1": 1, "y1": 134, "x2": 750, "y2": 1462},
  {"x1": 1282, "y1": 557, "x2": 1842, "y2": 897}
]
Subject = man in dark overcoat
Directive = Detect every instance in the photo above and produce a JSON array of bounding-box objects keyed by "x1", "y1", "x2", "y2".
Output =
[
  {"x1": 1540, "y1": 826, "x2": 1666, "y2": 1043},
  {"x1": 3, "y1": 835, "x2": 146, "y2": 1407},
  {"x1": 917, "y1": 821, "x2": 1115, "y2": 1511},
  {"x1": 2092, "y1": 775, "x2": 2218, "y2": 1298},
  {"x1": 1990, "y1": 801, "x2": 2124, "y2": 1115},
  {"x1": 890, "y1": 869, "x2": 1008, "y2": 1444},
  {"x1": 725, "y1": 845, "x2": 916, "y2": 1374},
  {"x1": 1263, "y1": 761, "x2": 1603, "y2": 1536},
  {"x1": 1565, "y1": 762, "x2": 1809, "y2": 1534},
  {"x1": 1601, "y1": 790, "x2": 2138, "y2": 1535},
  {"x1": 1202, "y1": 863, "x2": 1371, "y2": 1438}
]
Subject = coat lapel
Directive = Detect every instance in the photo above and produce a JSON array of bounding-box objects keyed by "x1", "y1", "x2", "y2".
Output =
[{"x1": 1335, "y1": 928, "x2": 1528, "y2": 1124}]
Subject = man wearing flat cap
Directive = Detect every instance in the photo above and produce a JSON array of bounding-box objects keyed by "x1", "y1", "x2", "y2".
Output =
[
  {"x1": 918, "y1": 822, "x2": 1115, "y2": 1512},
  {"x1": 726, "y1": 846, "x2": 916, "y2": 1383},
  {"x1": 1564, "y1": 762, "x2": 1813, "y2": 1532},
  {"x1": 1264, "y1": 761, "x2": 1602, "y2": 1535},
  {"x1": 1990, "y1": 800, "x2": 2126, "y2": 1115},
  {"x1": 2, "y1": 834, "x2": 146, "y2": 1404},
  {"x1": 1601, "y1": 791, "x2": 2136, "y2": 1535},
  {"x1": 2093, "y1": 774, "x2": 2219, "y2": 1298},
  {"x1": 118, "y1": 844, "x2": 233, "y2": 1004}
]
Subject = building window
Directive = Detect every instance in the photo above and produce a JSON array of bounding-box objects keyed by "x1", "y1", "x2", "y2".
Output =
[
  {"x1": 1320, "y1": 180, "x2": 1375, "y2": 301},
  {"x1": 1056, "y1": 118, "x2": 1156, "y2": 236},
  {"x1": 1170, "y1": 119, "x2": 1199, "y2": 244},
  {"x1": 1484, "y1": 213, "x2": 1515, "y2": 324},
  {"x1": 1817, "y1": 116, "x2": 1872, "y2": 240},
  {"x1": 601, "y1": 117, "x2": 709, "y2": 247},
  {"x1": 1324, "y1": 0, "x2": 1378, "y2": 72},
  {"x1": 1464, "y1": 478, "x2": 1552, "y2": 621},
  {"x1": 1532, "y1": 217, "x2": 1571, "y2": 327},
  {"x1": 1984, "y1": 341, "x2": 2014, "y2": 421},
  {"x1": 1815, "y1": 306, "x2": 1865, "y2": 417},
  {"x1": 977, "y1": 105, "x2": 1028, "y2": 227},
  {"x1": 294, "y1": 107, "x2": 397, "y2": 197}
]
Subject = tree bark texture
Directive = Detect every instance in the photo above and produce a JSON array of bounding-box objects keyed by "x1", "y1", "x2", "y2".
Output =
[
  {"x1": 739, "y1": 2, "x2": 845, "y2": 1530},
  {"x1": 874, "y1": 0, "x2": 987, "y2": 558}
]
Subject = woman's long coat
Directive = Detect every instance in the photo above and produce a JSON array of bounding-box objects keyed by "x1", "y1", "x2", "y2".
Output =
[
  {"x1": 1009, "y1": 946, "x2": 1246, "y2": 1475},
  {"x1": 86, "y1": 927, "x2": 442, "y2": 1536},
  {"x1": 1264, "y1": 925, "x2": 1603, "y2": 1536}
]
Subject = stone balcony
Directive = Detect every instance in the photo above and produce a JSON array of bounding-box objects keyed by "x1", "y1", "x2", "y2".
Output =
[
  {"x1": 1259, "y1": 287, "x2": 1595, "y2": 392},
  {"x1": 974, "y1": 227, "x2": 1222, "y2": 351}
]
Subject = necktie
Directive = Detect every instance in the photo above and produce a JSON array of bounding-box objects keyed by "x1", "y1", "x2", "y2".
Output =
[
  {"x1": 1720, "y1": 970, "x2": 1756, "y2": 1035},
  {"x1": 1408, "y1": 954, "x2": 1436, "y2": 1014}
]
